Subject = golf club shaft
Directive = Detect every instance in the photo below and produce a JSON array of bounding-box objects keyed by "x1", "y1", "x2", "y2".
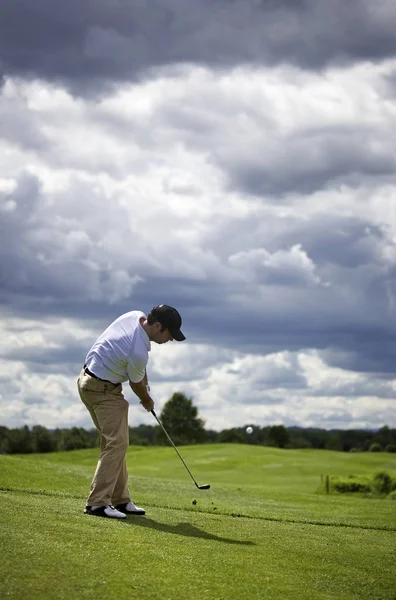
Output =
[{"x1": 151, "y1": 409, "x2": 205, "y2": 489}]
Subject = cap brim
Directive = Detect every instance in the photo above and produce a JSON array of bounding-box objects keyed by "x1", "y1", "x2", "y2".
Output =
[{"x1": 172, "y1": 329, "x2": 186, "y2": 342}]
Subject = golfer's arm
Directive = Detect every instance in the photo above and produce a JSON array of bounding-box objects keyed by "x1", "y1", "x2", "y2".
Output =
[{"x1": 129, "y1": 377, "x2": 152, "y2": 404}]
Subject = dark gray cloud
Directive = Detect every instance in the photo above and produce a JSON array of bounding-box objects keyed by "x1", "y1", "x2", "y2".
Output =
[
  {"x1": 219, "y1": 133, "x2": 396, "y2": 197},
  {"x1": 1, "y1": 345, "x2": 86, "y2": 376},
  {"x1": 0, "y1": 172, "x2": 142, "y2": 313},
  {"x1": 308, "y1": 376, "x2": 396, "y2": 398},
  {"x1": 22, "y1": 396, "x2": 47, "y2": 406},
  {"x1": 231, "y1": 393, "x2": 290, "y2": 406},
  {"x1": 1, "y1": 0, "x2": 395, "y2": 94},
  {"x1": 278, "y1": 219, "x2": 388, "y2": 269},
  {"x1": 320, "y1": 336, "x2": 396, "y2": 377},
  {"x1": 252, "y1": 371, "x2": 307, "y2": 391}
]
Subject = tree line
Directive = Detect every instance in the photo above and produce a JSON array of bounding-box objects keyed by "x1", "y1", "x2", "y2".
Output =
[{"x1": 1, "y1": 392, "x2": 395, "y2": 454}]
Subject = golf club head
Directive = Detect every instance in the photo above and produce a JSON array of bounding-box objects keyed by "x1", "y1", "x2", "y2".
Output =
[{"x1": 197, "y1": 484, "x2": 210, "y2": 490}]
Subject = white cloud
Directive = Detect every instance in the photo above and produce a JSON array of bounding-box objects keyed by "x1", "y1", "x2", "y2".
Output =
[{"x1": 228, "y1": 244, "x2": 321, "y2": 286}]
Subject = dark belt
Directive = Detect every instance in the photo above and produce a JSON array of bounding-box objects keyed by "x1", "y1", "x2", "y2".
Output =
[{"x1": 83, "y1": 364, "x2": 118, "y2": 385}]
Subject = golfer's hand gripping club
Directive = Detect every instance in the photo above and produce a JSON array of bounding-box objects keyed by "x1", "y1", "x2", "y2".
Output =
[{"x1": 151, "y1": 410, "x2": 210, "y2": 490}]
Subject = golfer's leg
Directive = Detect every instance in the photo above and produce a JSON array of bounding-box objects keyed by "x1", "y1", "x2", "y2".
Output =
[
  {"x1": 87, "y1": 393, "x2": 129, "y2": 507},
  {"x1": 77, "y1": 371, "x2": 105, "y2": 452},
  {"x1": 111, "y1": 404, "x2": 131, "y2": 506},
  {"x1": 81, "y1": 398, "x2": 106, "y2": 452}
]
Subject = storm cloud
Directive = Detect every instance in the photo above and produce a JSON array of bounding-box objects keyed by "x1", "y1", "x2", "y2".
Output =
[{"x1": 1, "y1": 0, "x2": 396, "y2": 95}]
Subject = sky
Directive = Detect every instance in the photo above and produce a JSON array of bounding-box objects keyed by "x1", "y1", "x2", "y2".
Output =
[{"x1": 0, "y1": 0, "x2": 396, "y2": 432}]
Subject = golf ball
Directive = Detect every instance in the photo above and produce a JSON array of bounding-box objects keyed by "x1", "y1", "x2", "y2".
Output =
[{"x1": 246, "y1": 426, "x2": 253, "y2": 434}]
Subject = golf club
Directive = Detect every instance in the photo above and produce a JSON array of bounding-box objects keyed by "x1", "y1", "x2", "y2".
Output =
[{"x1": 151, "y1": 409, "x2": 210, "y2": 490}]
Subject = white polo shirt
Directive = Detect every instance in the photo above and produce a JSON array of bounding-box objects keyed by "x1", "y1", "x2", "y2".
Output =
[{"x1": 84, "y1": 311, "x2": 151, "y2": 384}]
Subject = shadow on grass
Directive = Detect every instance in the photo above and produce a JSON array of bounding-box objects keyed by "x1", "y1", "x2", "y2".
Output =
[{"x1": 124, "y1": 516, "x2": 255, "y2": 546}]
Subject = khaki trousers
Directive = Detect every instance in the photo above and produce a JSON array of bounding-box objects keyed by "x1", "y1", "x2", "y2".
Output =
[{"x1": 77, "y1": 368, "x2": 131, "y2": 507}]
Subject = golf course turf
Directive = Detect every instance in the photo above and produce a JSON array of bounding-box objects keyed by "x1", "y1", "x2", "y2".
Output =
[{"x1": 1, "y1": 444, "x2": 395, "y2": 599}]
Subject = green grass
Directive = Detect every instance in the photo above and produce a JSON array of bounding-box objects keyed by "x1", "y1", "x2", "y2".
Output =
[{"x1": 1, "y1": 445, "x2": 396, "y2": 599}]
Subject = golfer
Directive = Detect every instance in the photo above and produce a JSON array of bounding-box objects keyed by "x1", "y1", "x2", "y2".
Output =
[{"x1": 77, "y1": 304, "x2": 186, "y2": 519}]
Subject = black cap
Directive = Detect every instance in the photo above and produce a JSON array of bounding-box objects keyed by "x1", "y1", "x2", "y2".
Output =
[{"x1": 153, "y1": 305, "x2": 186, "y2": 341}]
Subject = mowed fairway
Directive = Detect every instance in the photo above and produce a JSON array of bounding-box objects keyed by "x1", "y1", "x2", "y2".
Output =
[{"x1": 1, "y1": 445, "x2": 395, "y2": 600}]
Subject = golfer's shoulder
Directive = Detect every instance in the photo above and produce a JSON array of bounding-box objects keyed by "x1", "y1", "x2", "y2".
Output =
[
  {"x1": 116, "y1": 310, "x2": 145, "y2": 323},
  {"x1": 110, "y1": 310, "x2": 144, "y2": 333},
  {"x1": 104, "y1": 311, "x2": 144, "y2": 346}
]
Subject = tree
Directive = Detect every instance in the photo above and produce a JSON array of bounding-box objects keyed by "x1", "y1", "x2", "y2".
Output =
[
  {"x1": 302, "y1": 428, "x2": 328, "y2": 449},
  {"x1": 369, "y1": 442, "x2": 382, "y2": 452},
  {"x1": 158, "y1": 392, "x2": 207, "y2": 445},
  {"x1": 206, "y1": 429, "x2": 219, "y2": 443},
  {"x1": 0, "y1": 426, "x2": 10, "y2": 453},
  {"x1": 61, "y1": 427, "x2": 95, "y2": 451},
  {"x1": 32, "y1": 425, "x2": 56, "y2": 453},
  {"x1": 129, "y1": 424, "x2": 157, "y2": 446},
  {"x1": 325, "y1": 432, "x2": 343, "y2": 451},
  {"x1": 373, "y1": 426, "x2": 396, "y2": 449},
  {"x1": 218, "y1": 428, "x2": 245, "y2": 443},
  {"x1": 267, "y1": 425, "x2": 289, "y2": 449},
  {"x1": 6, "y1": 426, "x2": 33, "y2": 454}
]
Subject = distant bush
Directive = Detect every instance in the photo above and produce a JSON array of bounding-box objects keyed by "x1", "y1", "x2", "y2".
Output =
[
  {"x1": 368, "y1": 443, "x2": 382, "y2": 452},
  {"x1": 372, "y1": 471, "x2": 392, "y2": 495},
  {"x1": 332, "y1": 471, "x2": 396, "y2": 496},
  {"x1": 388, "y1": 491, "x2": 396, "y2": 500},
  {"x1": 385, "y1": 444, "x2": 396, "y2": 453},
  {"x1": 332, "y1": 477, "x2": 371, "y2": 494}
]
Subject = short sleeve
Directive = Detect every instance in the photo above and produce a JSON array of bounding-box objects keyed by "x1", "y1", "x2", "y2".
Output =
[{"x1": 127, "y1": 355, "x2": 147, "y2": 383}]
